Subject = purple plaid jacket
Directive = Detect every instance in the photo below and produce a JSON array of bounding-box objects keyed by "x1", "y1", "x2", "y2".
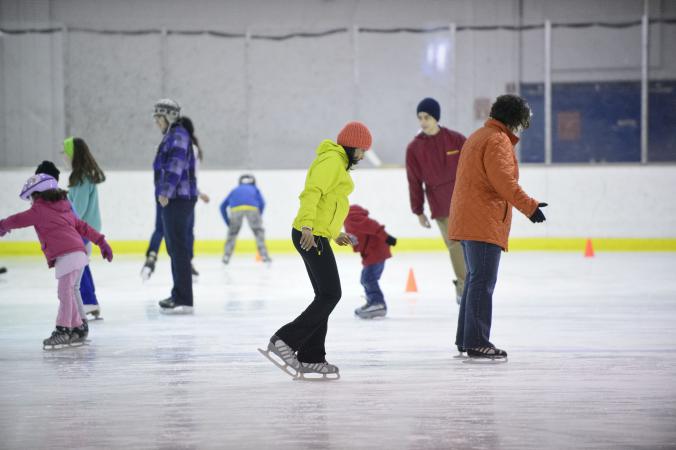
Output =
[{"x1": 153, "y1": 124, "x2": 197, "y2": 200}]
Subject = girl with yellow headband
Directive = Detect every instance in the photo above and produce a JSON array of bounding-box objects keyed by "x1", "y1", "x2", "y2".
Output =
[{"x1": 63, "y1": 137, "x2": 106, "y2": 320}]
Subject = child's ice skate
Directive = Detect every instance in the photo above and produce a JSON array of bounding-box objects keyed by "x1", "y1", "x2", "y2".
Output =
[
  {"x1": 463, "y1": 346, "x2": 508, "y2": 364},
  {"x1": 354, "y1": 302, "x2": 387, "y2": 319},
  {"x1": 258, "y1": 335, "x2": 300, "y2": 378},
  {"x1": 69, "y1": 320, "x2": 89, "y2": 346},
  {"x1": 295, "y1": 361, "x2": 340, "y2": 381},
  {"x1": 43, "y1": 326, "x2": 73, "y2": 351},
  {"x1": 140, "y1": 251, "x2": 157, "y2": 281},
  {"x1": 0, "y1": 267, "x2": 7, "y2": 274}
]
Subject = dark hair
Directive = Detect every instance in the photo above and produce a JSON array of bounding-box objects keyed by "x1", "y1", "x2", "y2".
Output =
[
  {"x1": 35, "y1": 160, "x2": 60, "y2": 181},
  {"x1": 489, "y1": 95, "x2": 531, "y2": 131},
  {"x1": 31, "y1": 188, "x2": 68, "y2": 202},
  {"x1": 176, "y1": 116, "x2": 203, "y2": 161},
  {"x1": 69, "y1": 138, "x2": 106, "y2": 187},
  {"x1": 343, "y1": 146, "x2": 357, "y2": 171}
]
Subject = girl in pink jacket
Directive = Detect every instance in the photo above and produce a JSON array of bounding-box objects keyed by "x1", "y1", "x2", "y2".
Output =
[{"x1": 0, "y1": 174, "x2": 113, "y2": 350}]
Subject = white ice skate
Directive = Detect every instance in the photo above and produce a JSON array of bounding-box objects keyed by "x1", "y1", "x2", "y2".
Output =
[
  {"x1": 453, "y1": 346, "x2": 468, "y2": 359},
  {"x1": 141, "y1": 252, "x2": 157, "y2": 282},
  {"x1": 295, "y1": 361, "x2": 340, "y2": 381},
  {"x1": 462, "y1": 347, "x2": 508, "y2": 364},
  {"x1": 85, "y1": 304, "x2": 103, "y2": 321},
  {"x1": 354, "y1": 302, "x2": 387, "y2": 319},
  {"x1": 258, "y1": 337, "x2": 300, "y2": 378}
]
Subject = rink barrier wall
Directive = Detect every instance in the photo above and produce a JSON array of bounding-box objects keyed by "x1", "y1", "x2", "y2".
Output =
[{"x1": 2, "y1": 238, "x2": 676, "y2": 256}]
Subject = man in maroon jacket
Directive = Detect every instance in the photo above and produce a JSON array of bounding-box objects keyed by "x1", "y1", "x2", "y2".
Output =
[{"x1": 405, "y1": 97, "x2": 466, "y2": 303}]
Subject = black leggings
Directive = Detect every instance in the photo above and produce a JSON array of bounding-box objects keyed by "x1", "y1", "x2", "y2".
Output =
[{"x1": 275, "y1": 228, "x2": 342, "y2": 363}]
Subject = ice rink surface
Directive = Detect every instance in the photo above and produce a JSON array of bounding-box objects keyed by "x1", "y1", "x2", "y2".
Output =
[{"x1": 0, "y1": 251, "x2": 675, "y2": 450}]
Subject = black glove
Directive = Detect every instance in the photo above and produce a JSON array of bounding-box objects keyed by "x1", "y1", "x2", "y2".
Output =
[
  {"x1": 385, "y1": 235, "x2": 397, "y2": 246},
  {"x1": 529, "y1": 202, "x2": 548, "y2": 223}
]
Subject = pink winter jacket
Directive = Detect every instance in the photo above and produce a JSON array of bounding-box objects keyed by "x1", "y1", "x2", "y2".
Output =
[{"x1": 0, "y1": 198, "x2": 104, "y2": 268}]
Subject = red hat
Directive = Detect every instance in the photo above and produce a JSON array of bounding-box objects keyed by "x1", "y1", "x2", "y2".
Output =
[{"x1": 337, "y1": 121, "x2": 372, "y2": 150}]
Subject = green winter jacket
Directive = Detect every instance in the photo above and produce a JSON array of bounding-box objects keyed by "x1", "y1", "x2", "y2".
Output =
[{"x1": 293, "y1": 140, "x2": 354, "y2": 239}]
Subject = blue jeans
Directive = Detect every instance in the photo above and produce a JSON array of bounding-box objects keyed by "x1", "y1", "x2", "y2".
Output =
[
  {"x1": 146, "y1": 201, "x2": 164, "y2": 256},
  {"x1": 161, "y1": 199, "x2": 196, "y2": 306},
  {"x1": 361, "y1": 261, "x2": 386, "y2": 306},
  {"x1": 455, "y1": 240, "x2": 502, "y2": 349},
  {"x1": 147, "y1": 199, "x2": 195, "y2": 259}
]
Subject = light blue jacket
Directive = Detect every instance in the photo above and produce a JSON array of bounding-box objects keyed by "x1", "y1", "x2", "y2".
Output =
[{"x1": 68, "y1": 177, "x2": 102, "y2": 232}]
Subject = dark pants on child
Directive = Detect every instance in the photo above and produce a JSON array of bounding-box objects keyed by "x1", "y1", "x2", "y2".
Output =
[
  {"x1": 361, "y1": 261, "x2": 385, "y2": 305},
  {"x1": 147, "y1": 199, "x2": 195, "y2": 259},
  {"x1": 161, "y1": 198, "x2": 196, "y2": 306},
  {"x1": 455, "y1": 240, "x2": 502, "y2": 349},
  {"x1": 275, "y1": 228, "x2": 342, "y2": 363}
]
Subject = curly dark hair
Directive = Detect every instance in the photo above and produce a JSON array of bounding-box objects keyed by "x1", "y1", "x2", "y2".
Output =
[
  {"x1": 31, "y1": 189, "x2": 69, "y2": 202},
  {"x1": 489, "y1": 95, "x2": 531, "y2": 130}
]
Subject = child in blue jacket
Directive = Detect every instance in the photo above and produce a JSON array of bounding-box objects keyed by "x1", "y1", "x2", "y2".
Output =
[{"x1": 220, "y1": 174, "x2": 270, "y2": 264}]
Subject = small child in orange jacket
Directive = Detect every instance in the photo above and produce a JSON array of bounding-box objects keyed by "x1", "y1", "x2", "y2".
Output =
[{"x1": 344, "y1": 205, "x2": 397, "y2": 319}]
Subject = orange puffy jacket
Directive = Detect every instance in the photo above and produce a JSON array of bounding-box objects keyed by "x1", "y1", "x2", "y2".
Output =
[{"x1": 448, "y1": 119, "x2": 539, "y2": 251}]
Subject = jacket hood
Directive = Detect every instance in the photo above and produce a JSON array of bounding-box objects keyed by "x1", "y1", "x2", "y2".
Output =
[
  {"x1": 315, "y1": 139, "x2": 349, "y2": 166},
  {"x1": 348, "y1": 204, "x2": 369, "y2": 218},
  {"x1": 35, "y1": 198, "x2": 72, "y2": 213}
]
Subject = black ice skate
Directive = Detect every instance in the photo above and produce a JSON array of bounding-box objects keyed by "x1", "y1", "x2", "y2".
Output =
[
  {"x1": 70, "y1": 320, "x2": 89, "y2": 346},
  {"x1": 0, "y1": 267, "x2": 7, "y2": 274},
  {"x1": 43, "y1": 326, "x2": 73, "y2": 351},
  {"x1": 463, "y1": 346, "x2": 508, "y2": 364},
  {"x1": 258, "y1": 335, "x2": 300, "y2": 378},
  {"x1": 295, "y1": 361, "x2": 340, "y2": 381},
  {"x1": 141, "y1": 251, "x2": 157, "y2": 281},
  {"x1": 158, "y1": 297, "x2": 193, "y2": 315}
]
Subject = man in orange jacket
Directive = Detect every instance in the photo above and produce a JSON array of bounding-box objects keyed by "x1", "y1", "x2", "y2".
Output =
[
  {"x1": 406, "y1": 97, "x2": 467, "y2": 304},
  {"x1": 448, "y1": 94, "x2": 547, "y2": 361}
]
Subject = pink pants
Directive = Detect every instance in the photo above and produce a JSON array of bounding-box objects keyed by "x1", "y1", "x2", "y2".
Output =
[{"x1": 56, "y1": 269, "x2": 85, "y2": 328}]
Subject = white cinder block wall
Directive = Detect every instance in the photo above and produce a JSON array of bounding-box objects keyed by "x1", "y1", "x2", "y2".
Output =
[{"x1": 1, "y1": 166, "x2": 675, "y2": 242}]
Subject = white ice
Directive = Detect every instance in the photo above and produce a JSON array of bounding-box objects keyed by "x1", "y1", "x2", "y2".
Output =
[{"x1": 1, "y1": 251, "x2": 675, "y2": 449}]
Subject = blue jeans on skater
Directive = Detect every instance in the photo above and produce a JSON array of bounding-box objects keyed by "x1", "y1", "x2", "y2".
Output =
[
  {"x1": 455, "y1": 240, "x2": 502, "y2": 350},
  {"x1": 361, "y1": 262, "x2": 385, "y2": 306},
  {"x1": 147, "y1": 201, "x2": 164, "y2": 256},
  {"x1": 161, "y1": 198, "x2": 196, "y2": 306},
  {"x1": 147, "y1": 199, "x2": 195, "y2": 259}
]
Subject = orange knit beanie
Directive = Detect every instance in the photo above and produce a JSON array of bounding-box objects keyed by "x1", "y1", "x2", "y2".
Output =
[{"x1": 337, "y1": 121, "x2": 372, "y2": 150}]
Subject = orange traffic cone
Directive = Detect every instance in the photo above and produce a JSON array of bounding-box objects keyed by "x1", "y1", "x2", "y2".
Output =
[
  {"x1": 584, "y1": 239, "x2": 595, "y2": 258},
  {"x1": 255, "y1": 251, "x2": 262, "y2": 262},
  {"x1": 405, "y1": 268, "x2": 418, "y2": 293}
]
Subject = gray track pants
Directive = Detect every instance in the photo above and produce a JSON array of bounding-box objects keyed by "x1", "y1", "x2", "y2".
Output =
[{"x1": 224, "y1": 209, "x2": 270, "y2": 260}]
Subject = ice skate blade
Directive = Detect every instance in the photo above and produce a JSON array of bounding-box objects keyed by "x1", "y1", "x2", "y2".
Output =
[
  {"x1": 462, "y1": 357, "x2": 508, "y2": 365},
  {"x1": 43, "y1": 342, "x2": 89, "y2": 352},
  {"x1": 355, "y1": 312, "x2": 387, "y2": 320},
  {"x1": 453, "y1": 353, "x2": 468, "y2": 359},
  {"x1": 293, "y1": 372, "x2": 340, "y2": 382},
  {"x1": 258, "y1": 348, "x2": 299, "y2": 378},
  {"x1": 159, "y1": 306, "x2": 194, "y2": 315}
]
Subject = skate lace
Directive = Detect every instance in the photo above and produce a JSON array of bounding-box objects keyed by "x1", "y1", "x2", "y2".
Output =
[
  {"x1": 48, "y1": 330, "x2": 70, "y2": 345},
  {"x1": 301, "y1": 362, "x2": 336, "y2": 374},
  {"x1": 275, "y1": 341, "x2": 299, "y2": 366}
]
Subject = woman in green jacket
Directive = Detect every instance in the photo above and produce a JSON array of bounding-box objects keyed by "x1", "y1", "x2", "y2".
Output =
[{"x1": 261, "y1": 121, "x2": 372, "y2": 380}]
